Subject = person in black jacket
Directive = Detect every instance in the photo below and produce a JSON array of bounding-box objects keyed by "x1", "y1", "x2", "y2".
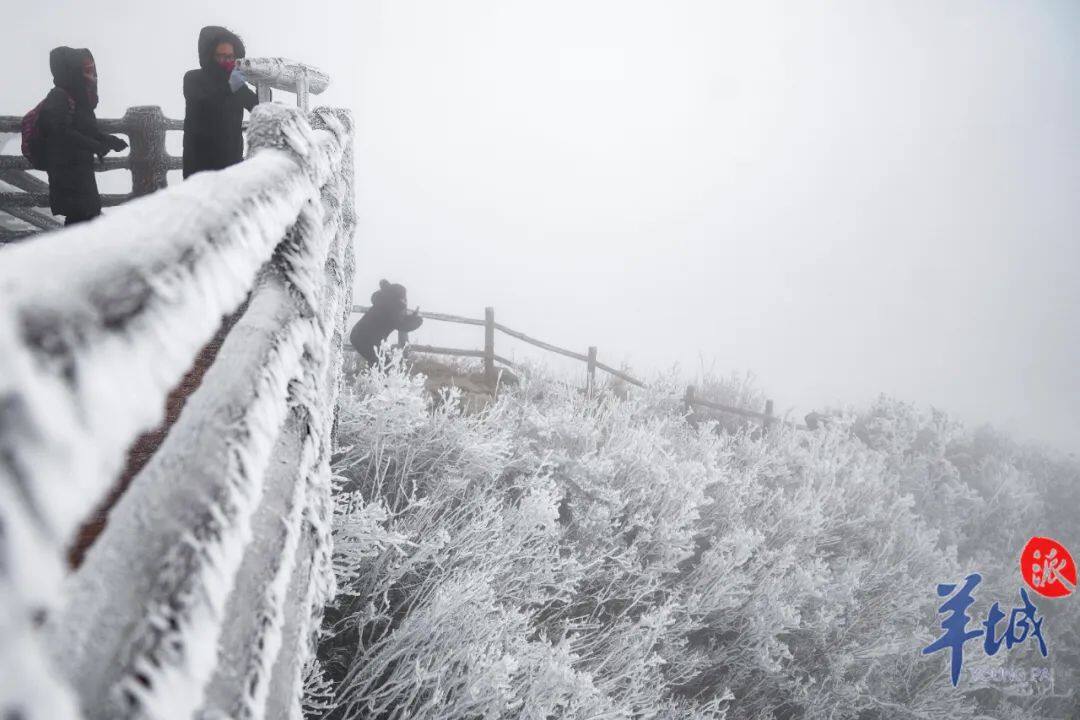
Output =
[
  {"x1": 350, "y1": 280, "x2": 424, "y2": 366},
  {"x1": 182, "y1": 26, "x2": 259, "y2": 178},
  {"x1": 39, "y1": 47, "x2": 128, "y2": 226}
]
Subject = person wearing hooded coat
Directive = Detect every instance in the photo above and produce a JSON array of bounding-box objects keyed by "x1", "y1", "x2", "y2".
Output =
[
  {"x1": 350, "y1": 280, "x2": 424, "y2": 366},
  {"x1": 38, "y1": 47, "x2": 128, "y2": 225},
  {"x1": 182, "y1": 26, "x2": 259, "y2": 178}
]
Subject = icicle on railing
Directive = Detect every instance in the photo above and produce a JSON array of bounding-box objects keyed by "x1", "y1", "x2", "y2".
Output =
[{"x1": 0, "y1": 102, "x2": 354, "y2": 720}]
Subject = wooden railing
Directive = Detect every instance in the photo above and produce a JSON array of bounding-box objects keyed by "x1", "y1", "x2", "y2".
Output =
[
  {"x1": 242, "y1": 57, "x2": 330, "y2": 111},
  {"x1": 0, "y1": 106, "x2": 182, "y2": 238},
  {"x1": 352, "y1": 304, "x2": 805, "y2": 430},
  {"x1": 1, "y1": 98, "x2": 355, "y2": 720},
  {"x1": 0, "y1": 57, "x2": 327, "y2": 242}
]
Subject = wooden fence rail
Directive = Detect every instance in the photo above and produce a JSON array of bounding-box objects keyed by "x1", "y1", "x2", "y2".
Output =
[
  {"x1": 0, "y1": 57, "x2": 328, "y2": 243},
  {"x1": 351, "y1": 304, "x2": 806, "y2": 431},
  {"x1": 0, "y1": 106, "x2": 181, "y2": 239},
  {"x1": 1, "y1": 98, "x2": 354, "y2": 720}
]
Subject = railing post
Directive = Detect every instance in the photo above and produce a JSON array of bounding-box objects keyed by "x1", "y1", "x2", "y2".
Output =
[
  {"x1": 397, "y1": 329, "x2": 409, "y2": 348},
  {"x1": 586, "y1": 346, "x2": 597, "y2": 395},
  {"x1": 484, "y1": 306, "x2": 495, "y2": 385},
  {"x1": 296, "y1": 68, "x2": 310, "y2": 112},
  {"x1": 763, "y1": 398, "x2": 775, "y2": 432},
  {"x1": 256, "y1": 81, "x2": 273, "y2": 104},
  {"x1": 123, "y1": 106, "x2": 169, "y2": 196},
  {"x1": 684, "y1": 384, "x2": 695, "y2": 415}
]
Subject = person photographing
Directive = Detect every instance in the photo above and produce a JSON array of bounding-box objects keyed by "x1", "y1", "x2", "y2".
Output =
[
  {"x1": 182, "y1": 26, "x2": 260, "y2": 178},
  {"x1": 350, "y1": 281, "x2": 425, "y2": 367}
]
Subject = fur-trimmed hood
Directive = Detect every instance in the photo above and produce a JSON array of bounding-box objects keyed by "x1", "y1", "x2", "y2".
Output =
[{"x1": 197, "y1": 25, "x2": 246, "y2": 71}]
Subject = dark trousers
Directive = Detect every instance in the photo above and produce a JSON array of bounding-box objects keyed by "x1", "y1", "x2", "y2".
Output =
[{"x1": 64, "y1": 210, "x2": 100, "y2": 226}]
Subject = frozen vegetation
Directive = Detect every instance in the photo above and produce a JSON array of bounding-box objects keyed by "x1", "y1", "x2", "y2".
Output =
[{"x1": 309, "y1": 353, "x2": 1079, "y2": 719}]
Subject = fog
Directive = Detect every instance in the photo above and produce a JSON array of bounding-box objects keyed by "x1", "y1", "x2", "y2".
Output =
[{"x1": 4, "y1": 0, "x2": 1078, "y2": 453}]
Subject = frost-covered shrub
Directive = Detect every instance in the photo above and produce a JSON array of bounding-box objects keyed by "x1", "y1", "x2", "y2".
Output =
[
  {"x1": 317, "y1": 359, "x2": 604, "y2": 719},
  {"x1": 850, "y1": 400, "x2": 1080, "y2": 719},
  {"x1": 689, "y1": 366, "x2": 769, "y2": 433},
  {"x1": 673, "y1": 420, "x2": 974, "y2": 719},
  {"x1": 311, "y1": 357, "x2": 1078, "y2": 720}
]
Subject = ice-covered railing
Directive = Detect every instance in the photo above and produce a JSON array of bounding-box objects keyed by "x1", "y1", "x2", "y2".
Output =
[
  {"x1": 0, "y1": 101, "x2": 355, "y2": 719},
  {"x1": 0, "y1": 58, "x2": 327, "y2": 242},
  {"x1": 354, "y1": 305, "x2": 803, "y2": 430},
  {"x1": 240, "y1": 58, "x2": 330, "y2": 111},
  {"x1": 0, "y1": 107, "x2": 184, "y2": 238}
]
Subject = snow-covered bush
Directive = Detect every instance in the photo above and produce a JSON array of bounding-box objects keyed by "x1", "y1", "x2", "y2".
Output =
[{"x1": 310, "y1": 356, "x2": 1078, "y2": 719}]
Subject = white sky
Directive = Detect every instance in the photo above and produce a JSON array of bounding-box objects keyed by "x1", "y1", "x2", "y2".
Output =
[{"x1": 3, "y1": 1, "x2": 1078, "y2": 453}]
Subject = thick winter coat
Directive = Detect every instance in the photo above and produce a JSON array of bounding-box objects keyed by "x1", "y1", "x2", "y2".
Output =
[
  {"x1": 182, "y1": 26, "x2": 258, "y2": 178},
  {"x1": 39, "y1": 47, "x2": 109, "y2": 220},
  {"x1": 350, "y1": 281, "x2": 424, "y2": 365}
]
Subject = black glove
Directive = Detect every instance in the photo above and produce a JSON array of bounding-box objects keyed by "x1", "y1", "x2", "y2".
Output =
[{"x1": 106, "y1": 135, "x2": 128, "y2": 152}]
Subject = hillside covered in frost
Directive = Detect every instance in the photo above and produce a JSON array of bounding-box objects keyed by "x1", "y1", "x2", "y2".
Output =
[{"x1": 306, "y1": 354, "x2": 1079, "y2": 720}]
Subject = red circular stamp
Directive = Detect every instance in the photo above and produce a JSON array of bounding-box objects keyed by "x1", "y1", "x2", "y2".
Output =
[{"x1": 1021, "y1": 536, "x2": 1076, "y2": 599}]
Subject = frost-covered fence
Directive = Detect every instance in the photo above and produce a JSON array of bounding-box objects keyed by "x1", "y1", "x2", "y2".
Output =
[
  {"x1": 350, "y1": 304, "x2": 801, "y2": 429},
  {"x1": 240, "y1": 58, "x2": 330, "y2": 112},
  {"x1": 0, "y1": 58, "x2": 327, "y2": 242},
  {"x1": 0, "y1": 101, "x2": 355, "y2": 720},
  {"x1": 0, "y1": 106, "x2": 183, "y2": 239}
]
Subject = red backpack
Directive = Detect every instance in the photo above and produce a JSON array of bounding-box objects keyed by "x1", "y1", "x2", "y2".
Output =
[{"x1": 21, "y1": 91, "x2": 74, "y2": 170}]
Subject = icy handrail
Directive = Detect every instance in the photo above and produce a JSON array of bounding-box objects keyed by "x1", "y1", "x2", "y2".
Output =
[
  {"x1": 239, "y1": 57, "x2": 330, "y2": 112},
  {"x1": 0, "y1": 103, "x2": 355, "y2": 720},
  {"x1": 1, "y1": 106, "x2": 184, "y2": 237},
  {"x1": 346, "y1": 304, "x2": 799, "y2": 425},
  {"x1": 239, "y1": 58, "x2": 331, "y2": 95}
]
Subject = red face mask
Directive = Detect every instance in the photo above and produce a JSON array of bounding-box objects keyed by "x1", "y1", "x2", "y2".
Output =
[{"x1": 218, "y1": 58, "x2": 236, "y2": 73}]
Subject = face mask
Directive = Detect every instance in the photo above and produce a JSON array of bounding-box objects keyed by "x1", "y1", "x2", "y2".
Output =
[
  {"x1": 82, "y1": 57, "x2": 99, "y2": 108},
  {"x1": 218, "y1": 58, "x2": 237, "y2": 73}
]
